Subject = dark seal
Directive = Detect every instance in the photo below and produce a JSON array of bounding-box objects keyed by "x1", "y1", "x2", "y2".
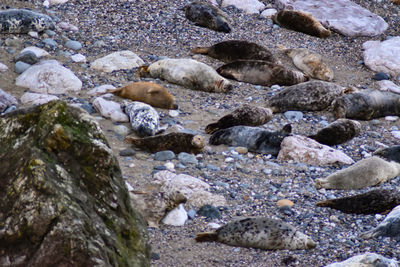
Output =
[
  {"x1": 374, "y1": 145, "x2": 400, "y2": 163},
  {"x1": 0, "y1": 9, "x2": 55, "y2": 33}
]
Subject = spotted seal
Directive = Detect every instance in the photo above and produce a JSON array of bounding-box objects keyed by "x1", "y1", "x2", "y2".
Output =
[
  {"x1": 124, "y1": 101, "x2": 160, "y2": 137},
  {"x1": 184, "y1": 1, "x2": 231, "y2": 33},
  {"x1": 266, "y1": 81, "x2": 344, "y2": 113},
  {"x1": 195, "y1": 217, "x2": 316, "y2": 250},
  {"x1": 125, "y1": 132, "x2": 205, "y2": 154},
  {"x1": 108, "y1": 81, "x2": 177, "y2": 110},
  {"x1": 317, "y1": 188, "x2": 400, "y2": 215},
  {"x1": 277, "y1": 45, "x2": 334, "y2": 81},
  {"x1": 315, "y1": 156, "x2": 400, "y2": 190},
  {"x1": 272, "y1": 10, "x2": 330, "y2": 38},
  {"x1": 308, "y1": 119, "x2": 361, "y2": 146},
  {"x1": 138, "y1": 58, "x2": 232, "y2": 93},
  {"x1": 192, "y1": 40, "x2": 279, "y2": 63},
  {"x1": 209, "y1": 124, "x2": 291, "y2": 156},
  {"x1": 205, "y1": 104, "x2": 273, "y2": 134},
  {"x1": 0, "y1": 9, "x2": 55, "y2": 33},
  {"x1": 361, "y1": 205, "x2": 400, "y2": 239},
  {"x1": 332, "y1": 89, "x2": 400, "y2": 120},
  {"x1": 216, "y1": 60, "x2": 308, "y2": 86}
]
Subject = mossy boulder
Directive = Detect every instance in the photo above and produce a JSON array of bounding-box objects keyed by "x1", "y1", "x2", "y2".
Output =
[{"x1": 0, "y1": 101, "x2": 150, "y2": 267}]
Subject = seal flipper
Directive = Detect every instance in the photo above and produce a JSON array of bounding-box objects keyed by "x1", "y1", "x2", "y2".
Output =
[{"x1": 195, "y1": 232, "x2": 218, "y2": 242}]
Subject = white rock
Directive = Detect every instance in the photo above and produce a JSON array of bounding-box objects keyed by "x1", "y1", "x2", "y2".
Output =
[
  {"x1": 208, "y1": 223, "x2": 222, "y2": 229},
  {"x1": 275, "y1": 0, "x2": 388, "y2": 37},
  {"x1": 88, "y1": 84, "x2": 116, "y2": 96},
  {"x1": 0, "y1": 89, "x2": 18, "y2": 112},
  {"x1": 20, "y1": 92, "x2": 59, "y2": 106},
  {"x1": 0, "y1": 63, "x2": 9, "y2": 72},
  {"x1": 164, "y1": 162, "x2": 175, "y2": 171},
  {"x1": 71, "y1": 53, "x2": 86, "y2": 62},
  {"x1": 385, "y1": 116, "x2": 399, "y2": 121},
  {"x1": 222, "y1": 0, "x2": 265, "y2": 14},
  {"x1": 260, "y1": 8, "x2": 277, "y2": 18},
  {"x1": 90, "y1": 50, "x2": 144, "y2": 73},
  {"x1": 377, "y1": 80, "x2": 400, "y2": 94},
  {"x1": 43, "y1": 0, "x2": 50, "y2": 8},
  {"x1": 363, "y1": 37, "x2": 400, "y2": 76},
  {"x1": 169, "y1": 110, "x2": 179, "y2": 118},
  {"x1": 325, "y1": 253, "x2": 398, "y2": 267},
  {"x1": 113, "y1": 125, "x2": 130, "y2": 136},
  {"x1": 57, "y1": 22, "x2": 79, "y2": 32},
  {"x1": 392, "y1": 131, "x2": 400, "y2": 140},
  {"x1": 125, "y1": 181, "x2": 134, "y2": 191},
  {"x1": 49, "y1": 0, "x2": 70, "y2": 5},
  {"x1": 28, "y1": 31, "x2": 39, "y2": 38},
  {"x1": 278, "y1": 135, "x2": 354, "y2": 165},
  {"x1": 162, "y1": 204, "x2": 187, "y2": 226},
  {"x1": 20, "y1": 46, "x2": 50, "y2": 58},
  {"x1": 92, "y1": 97, "x2": 129, "y2": 122},
  {"x1": 15, "y1": 60, "x2": 82, "y2": 94}
]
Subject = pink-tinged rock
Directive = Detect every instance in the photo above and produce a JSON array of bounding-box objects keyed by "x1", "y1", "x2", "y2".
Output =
[
  {"x1": 0, "y1": 63, "x2": 8, "y2": 72},
  {"x1": 57, "y1": 22, "x2": 79, "y2": 32},
  {"x1": 275, "y1": 0, "x2": 388, "y2": 37},
  {"x1": 363, "y1": 37, "x2": 400, "y2": 76},
  {"x1": 88, "y1": 84, "x2": 116, "y2": 96},
  {"x1": 92, "y1": 97, "x2": 129, "y2": 122},
  {"x1": 260, "y1": 8, "x2": 277, "y2": 18},
  {"x1": 15, "y1": 60, "x2": 82, "y2": 94},
  {"x1": 20, "y1": 92, "x2": 59, "y2": 106},
  {"x1": 278, "y1": 135, "x2": 354, "y2": 166},
  {"x1": 222, "y1": 0, "x2": 265, "y2": 14},
  {"x1": 90, "y1": 51, "x2": 144, "y2": 73},
  {"x1": 20, "y1": 46, "x2": 50, "y2": 58},
  {"x1": 377, "y1": 80, "x2": 400, "y2": 94},
  {"x1": 0, "y1": 89, "x2": 18, "y2": 112}
]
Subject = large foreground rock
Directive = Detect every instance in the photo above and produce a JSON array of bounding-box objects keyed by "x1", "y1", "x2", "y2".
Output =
[
  {"x1": 90, "y1": 51, "x2": 144, "y2": 73},
  {"x1": 325, "y1": 252, "x2": 399, "y2": 267},
  {"x1": 275, "y1": 0, "x2": 388, "y2": 37},
  {"x1": 363, "y1": 37, "x2": 400, "y2": 76},
  {"x1": 0, "y1": 101, "x2": 150, "y2": 267}
]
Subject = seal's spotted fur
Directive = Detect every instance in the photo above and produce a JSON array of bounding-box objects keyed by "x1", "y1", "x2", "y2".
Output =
[{"x1": 0, "y1": 9, "x2": 55, "y2": 33}]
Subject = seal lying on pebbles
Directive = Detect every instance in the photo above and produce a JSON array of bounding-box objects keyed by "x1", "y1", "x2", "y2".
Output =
[
  {"x1": 209, "y1": 124, "x2": 291, "y2": 156},
  {"x1": 332, "y1": 89, "x2": 400, "y2": 120},
  {"x1": 125, "y1": 132, "x2": 205, "y2": 154},
  {"x1": 108, "y1": 81, "x2": 178, "y2": 110},
  {"x1": 277, "y1": 45, "x2": 334, "y2": 81},
  {"x1": 0, "y1": 9, "x2": 55, "y2": 33},
  {"x1": 184, "y1": 1, "x2": 231, "y2": 33},
  {"x1": 374, "y1": 145, "x2": 400, "y2": 163},
  {"x1": 317, "y1": 188, "x2": 400, "y2": 215},
  {"x1": 272, "y1": 10, "x2": 330, "y2": 38},
  {"x1": 129, "y1": 184, "x2": 187, "y2": 228},
  {"x1": 266, "y1": 81, "x2": 344, "y2": 113},
  {"x1": 192, "y1": 40, "x2": 279, "y2": 63},
  {"x1": 315, "y1": 156, "x2": 400, "y2": 190},
  {"x1": 308, "y1": 119, "x2": 361, "y2": 146},
  {"x1": 138, "y1": 58, "x2": 232, "y2": 93},
  {"x1": 216, "y1": 60, "x2": 308, "y2": 86},
  {"x1": 361, "y1": 205, "x2": 400, "y2": 239},
  {"x1": 195, "y1": 217, "x2": 316, "y2": 250},
  {"x1": 205, "y1": 104, "x2": 273, "y2": 134},
  {"x1": 124, "y1": 101, "x2": 160, "y2": 137}
]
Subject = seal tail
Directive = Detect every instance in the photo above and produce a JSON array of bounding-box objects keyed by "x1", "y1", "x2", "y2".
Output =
[
  {"x1": 195, "y1": 232, "x2": 218, "y2": 242},
  {"x1": 191, "y1": 47, "x2": 210, "y2": 55},
  {"x1": 107, "y1": 87, "x2": 123, "y2": 96},
  {"x1": 205, "y1": 123, "x2": 220, "y2": 134},
  {"x1": 316, "y1": 200, "x2": 334, "y2": 208}
]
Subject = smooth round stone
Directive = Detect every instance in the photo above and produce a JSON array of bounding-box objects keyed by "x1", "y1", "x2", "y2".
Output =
[
  {"x1": 14, "y1": 61, "x2": 31, "y2": 74},
  {"x1": 372, "y1": 72, "x2": 390, "y2": 81},
  {"x1": 71, "y1": 53, "x2": 86, "y2": 62},
  {"x1": 119, "y1": 148, "x2": 135, "y2": 157},
  {"x1": 15, "y1": 51, "x2": 39, "y2": 65},
  {"x1": 164, "y1": 162, "x2": 175, "y2": 171},
  {"x1": 391, "y1": 131, "x2": 400, "y2": 139},
  {"x1": 385, "y1": 116, "x2": 399, "y2": 122},
  {"x1": 151, "y1": 252, "x2": 160, "y2": 261},
  {"x1": 284, "y1": 111, "x2": 303, "y2": 121},
  {"x1": 65, "y1": 40, "x2": 82, "y2": 50},
  {"x1": 44, "y1": 29, "x2": 57, "y2": 36},
  {"x1": 271, "y1": 84, "x2": 281, "y2": 90},
  {"x1": 153, "y1": 150, "x2": 175, "y2": 161},
  {"x1": 93, "y1": 40, "x2": 106, "y2": 47},
  {"x1": 169, "y1": 110, "x2": 179, "y2": 117},
  {"x1": 2, "y1": 105, "x2": 17, "y2": 114},
  {"x1": 113, "y1": 125, "x2": 130, "y2": 136},
  {"x1": 178, "y1": 152, "x2": 198, "y2": 164},
  {"x1": 234, "y1": 147, "x2": 248, "y2": 154},
  {"x1": 42, "y1": 38, "x2": 58, "y2": 49},
  {"x1": 206, "y1": 164, "x2": 220, "y2": 171},
  {"x1": 277, "y1": 199, "x2": 294, "y2": 207},
  {"x1": 187, "y1": 209, "x2": 196, "y2": 220},
  {"x1": 197, "y1": 205, "x2": 221, "y2": 220}
]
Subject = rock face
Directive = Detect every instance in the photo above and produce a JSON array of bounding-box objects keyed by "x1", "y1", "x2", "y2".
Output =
[
  {"x1": 15, "y1": 60, "x2": 82, "y2": 94},
  {"x1": 325, "y1": 253, "x2": 399, "y2": 267},
  {"x1": 90, "y1": 51, "x2": 145, "y2": 73},
  {"x1": 0, "y1": 101, "x2": 150, "y2": 267},
  {"x1": 275, "y1": 0, "x2": 388, "y2": 37},
  {"x1": 363, "y1": 37, "x2": 400, "y2": 76}
]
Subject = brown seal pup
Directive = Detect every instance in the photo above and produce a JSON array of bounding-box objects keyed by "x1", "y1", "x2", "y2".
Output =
[
  {"x1": 317, "y1": 188, "x2": 400, "y2": 215},
  {"x1": 184, "y1": 1, "x2": 231, "y2": 33},
  {"x1": 277, "y1": 45, "x2": 334, "y2": 81},
  {"x1": 374, "y1": 146, "x2": 400, "y2": 163},
  {"x1": 125, "y1": 132, "x2": 205, "y2": 154},
  {"x1": 209, "y1": 124, "x2": 291, "y2": 156},
  {"x1": 266, "y1": 81, "x2": 344, "y2": 113},
  {"x1": 195, "y1": 217, "x2": 316, "y2": 250},
  {"x1": 138, "y1": 58, "x2": 232, "y2": 93},
  {"x1": 332, "y1": 89, "x2": 400, "y2": 120},
  {"x1": 272, "y1": 10, "x2": 331, "y2": 38},
  {"x1": 315, "y1": 156, "x2": 400, "y2": 190},
  {"x1": 192, "y1": 40, "x2": 279, "y2": 63},
  {"x1": 216, "y1": 60, "x2": 308, "y2": 86},
  {"x1": 205, "y1": 104, "x2": 273, "y2": 134},
  {"x1": 108, "y1": 81, "x2": 178, "y2": 110},
  {"x1": 308, "y1": 119, "x2": 361, "y2": 146}
]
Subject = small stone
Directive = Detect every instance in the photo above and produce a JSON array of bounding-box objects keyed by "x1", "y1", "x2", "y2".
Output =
[
  {"x1": 372, "y1": 72, "x2": 390, "y2": 80},
  {"x1": 385, "y1": 116, "x2": 398, "y2": 121},
  {"x1": 169, "y1": 110, "x2": 179, "y2": 117},
  {"x1": 234, "y1": 147, "x2": 248, "y2": 154},
  {"x1": 0, "y1": 63, "x2": 8, "y2": 72},
  {"x1": 119, "y1": 148, "x2": 135, "y2": 157},
  {"x1": 208, "y1": 223, "x2": 221, "y2": 229},
  {"x1": 279, "y1": 206, "x2": 293, "y2": 216},
  {"x1": 153, "y1": 150, "x2": 175, "y2": 161},
  {"x1": 15, "y1": 51, "x2": 39, "y2": 65},
  {"x1": 14, "y1": 61, "x2": 31, "y2": 74},
  {"x1": 151, "y1": 252, "x2": 160, "y2": 261},
  {"x1": 42, "y1": 38, "x2": 58, "y2": 49},
  {"x1": 164, "y1": 162, "x2": 175, "y2": 171},
  {"x1": 113, "y1": 125, "x2": 130, "y2": 136},
  {"x1": 329, "y1": 215, "x2": 340, "y2": 223},
  {"x1": 28, "y1": 31, "x2": 39, "y2": 38},
  {"x1": 65, "y1": 40, "x2": 82, "y2": 50},
  {"x1": 197, "y1": 204, "x2": 221, "y2": 220},
  {"x1": 178, "y1": 152, "x2": 198, "y2": 164},
  {"x1": 71, "y1": 53, "x2": 86, "y2": 62},
  {"x1": 277, "y1": 199, "x2": 294, "y2": 207},
  {"x1": 206, "y1": 164, "x2": 220, "y2": 171},
  {"x1": 391, "y1": 131, "x2": 400, "y2": 139},
  {"x1": 284, "y1": 111, "x2": 303, "y2": 121},
  {"x1": 162, "y1": 204, "x2": 187, "y2": 226},
  {"x1": 44, "y1": 29, "x2": 57, "y2": 36},
  {"x1": 187, "y1": 209, "x2": 196, "y2": 220},
  {"x1": 225, "y1": 157, "x2": 234, "y2": 163},
  {"x1": 80, "y1": 103, "x2": 95, "y2": 114},
  {"x1": 154, "y1": 165, "x2": 167, "y2": 171}
]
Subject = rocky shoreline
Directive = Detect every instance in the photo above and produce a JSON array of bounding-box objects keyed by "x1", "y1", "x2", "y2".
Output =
[{"x1": 1, "y1": 0, "x2": 400, "y2": 266}]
